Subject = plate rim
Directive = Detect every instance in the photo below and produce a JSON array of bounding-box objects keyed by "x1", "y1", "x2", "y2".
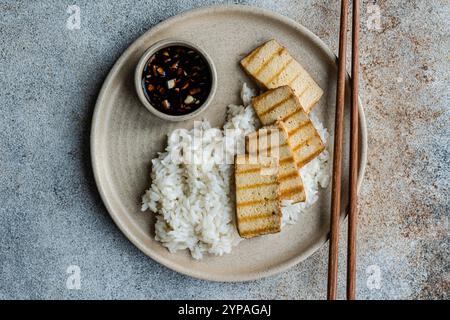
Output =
[{"x1": 90, "y1": 4, "x2": 368, "y2": 282}]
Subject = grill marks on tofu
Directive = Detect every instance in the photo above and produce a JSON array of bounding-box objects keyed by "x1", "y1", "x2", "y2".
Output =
[
  {"x1": 235, "y1": 155, "x2": 281, "y2": 238},
  {"x1": 252, "y1": 86, "x2": 325, "y2": 168},
  {"x1": 241, "y1": 39, "x2": 323, "y2": 113},
  {"x1": 254, "y1": 47, "x2": 286, "y2": 78},
  {"x1": 258, "y1": 95, "x2": 293, "y2": 118},
  {"x1": 234, "y1": 40, "x2": 328, "y2": 239},
  {"x1": 245, "y1": 121, "x2": 306, "y2": 204}
]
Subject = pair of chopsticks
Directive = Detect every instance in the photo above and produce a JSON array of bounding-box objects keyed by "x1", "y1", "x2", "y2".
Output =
[{"x1": 327, "y1": 0, "x2": 360, "y2": 300}]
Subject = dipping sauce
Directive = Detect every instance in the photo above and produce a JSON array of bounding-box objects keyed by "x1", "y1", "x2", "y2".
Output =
[{"x1": 141, "y1": 45, "x2": 213, "y2": 116}]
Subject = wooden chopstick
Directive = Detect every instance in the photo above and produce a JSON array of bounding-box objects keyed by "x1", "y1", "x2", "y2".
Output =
[
  {"x1": 347, "y1": 0, "x2": 360, "y2": 300},
  {"x1": 327, "y1": 0, "x2": 349, "y2": 300}
]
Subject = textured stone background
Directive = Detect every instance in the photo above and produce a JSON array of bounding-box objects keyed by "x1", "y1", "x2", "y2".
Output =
[{"x1": 0, "y1": 0, "x2": 448, "y2": 299}]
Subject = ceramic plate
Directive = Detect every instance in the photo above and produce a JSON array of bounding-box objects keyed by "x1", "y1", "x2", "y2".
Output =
[{"x1": 91, "y1": 5, "x2": 367, "y2": 282}]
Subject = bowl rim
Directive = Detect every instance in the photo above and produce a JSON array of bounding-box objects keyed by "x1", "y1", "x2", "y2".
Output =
[{"x1": 134, "y1": 38, "x2": 217, "y2": 121}]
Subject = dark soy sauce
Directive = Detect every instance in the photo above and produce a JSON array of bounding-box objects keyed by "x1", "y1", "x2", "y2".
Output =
[{"x1": 142, "y1": 45, "x2": 212, "y2": 116}]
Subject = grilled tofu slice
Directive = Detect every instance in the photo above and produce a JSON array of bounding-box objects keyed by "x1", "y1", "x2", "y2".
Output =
[
  {"x1": 240, "y1": 39, "x2": 323, "y2": 113},
  {"x1": 245, "y1": 121, "x2": 306, "y2": 203},
  {"x1": 251, "y1": 86, "x2": 325, "y2": 168},
  {"x1": 235, "y1": 155, "x2": 281, "y2": 238}
]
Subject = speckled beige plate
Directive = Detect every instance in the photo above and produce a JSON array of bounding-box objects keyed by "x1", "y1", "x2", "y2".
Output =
[{"x1": 91, "y1": 5, "x2": 367, "y2": 282}]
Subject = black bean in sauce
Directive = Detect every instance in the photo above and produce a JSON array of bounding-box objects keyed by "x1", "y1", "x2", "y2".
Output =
[{"x1": 141, "y1": 45, "x2": 212, "y2": 116}]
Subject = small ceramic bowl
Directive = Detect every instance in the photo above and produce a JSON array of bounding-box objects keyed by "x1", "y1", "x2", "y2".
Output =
[{"x1": 134, "y1": 39, "x2": 217, "y2": 121}]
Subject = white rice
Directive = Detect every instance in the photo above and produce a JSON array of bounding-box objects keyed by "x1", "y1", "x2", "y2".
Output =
[{"x1": 141, "y1": 83, "x2": 330, "y2": 259}]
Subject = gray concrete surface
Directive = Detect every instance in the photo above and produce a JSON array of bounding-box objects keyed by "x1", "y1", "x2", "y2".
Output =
[{"x1": 0, "y1": 0, "x2": 448, "y2": 299}]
